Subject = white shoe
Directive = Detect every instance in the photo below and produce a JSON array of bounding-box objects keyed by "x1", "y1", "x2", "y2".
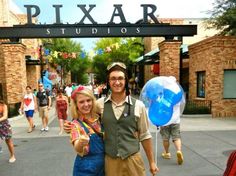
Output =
[
  {"x1": 9, "y1": 157, "x2": 16, "y2": 163},
  {"x1": 45, "y1": 126, "x2": 49, "y2": 132},
  {"x1": 40, "y1": 128, "x2": 45, "y2": 132}
]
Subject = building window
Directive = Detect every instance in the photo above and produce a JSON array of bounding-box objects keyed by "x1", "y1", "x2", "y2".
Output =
[
  {"x1": 223, "y1": 70, "x2": 236, "y2": 99},
  {"x1": 197, "y1": 71, "x2": 205, "y2": 98}
]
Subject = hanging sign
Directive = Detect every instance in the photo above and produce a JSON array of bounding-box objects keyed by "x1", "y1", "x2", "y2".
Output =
[{"x1": 0, "y1": 4, "x2": 197, "y2": 39}]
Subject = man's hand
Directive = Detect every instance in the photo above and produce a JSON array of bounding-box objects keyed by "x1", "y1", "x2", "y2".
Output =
[
  {"x1": 64, "y1": 120, "x2": 72, "y2": 134},
  {"x1": 150, "y1": 162, "x2": 159, "y2": 175}
]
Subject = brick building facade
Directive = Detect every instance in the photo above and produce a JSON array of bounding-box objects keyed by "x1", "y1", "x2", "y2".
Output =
[
  {"x1": 189, "y1": 36, "x2": 236, "y2": 117},
  {"x1": 140, "y1": 19, "x2": 236, "y2": 118},
  {"x1": 0, "y1": 0, "x2": 41, "y2": 107}
]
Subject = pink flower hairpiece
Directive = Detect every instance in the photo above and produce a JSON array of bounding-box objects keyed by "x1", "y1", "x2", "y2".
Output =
[{"x1": 71, "y1": 86, "x2": 85, "y2": 100}]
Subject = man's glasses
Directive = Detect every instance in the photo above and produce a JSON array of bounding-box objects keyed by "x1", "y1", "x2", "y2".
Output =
[
  {"x1": 109, "y1": 76, "x2": 125, "y2": 82},
  {"x1": 39, "y1": 85, "x2": 43, "y2": 87},
  {"x1": 107, "y1": 62, "x2": 126, "y2": 71}
]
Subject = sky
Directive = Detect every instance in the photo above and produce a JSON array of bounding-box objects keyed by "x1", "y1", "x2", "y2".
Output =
[{"x1": 12, "y1": 0, "x2": 215, "y2": 51}]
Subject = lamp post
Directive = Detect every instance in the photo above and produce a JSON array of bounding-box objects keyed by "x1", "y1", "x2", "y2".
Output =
[
  {"x1": 132, "y1": 38, "x2": 145, "y2": 89},
  {"x1": 39, "y1": 45, "x2": 44, "y2": 84},
  {"x1": 39, "y1": 41, "x2": 52, "y2": 84}
]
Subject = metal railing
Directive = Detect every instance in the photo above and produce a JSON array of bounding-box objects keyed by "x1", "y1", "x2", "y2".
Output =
[{"x1": 183, "y1": 100, "x2": 212, "y2": 114}]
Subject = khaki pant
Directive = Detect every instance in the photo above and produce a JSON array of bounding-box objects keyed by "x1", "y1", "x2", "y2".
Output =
[
  {"x1": 105, "y1": 152, "x2": 145, "y2": 176},
  {"x1": 39, "y1": 106, "x2": 49, "y2": 118}
]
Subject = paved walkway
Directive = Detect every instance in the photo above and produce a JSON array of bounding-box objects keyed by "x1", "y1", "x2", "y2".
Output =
[{"x1": 6, "y1": 108, "x2": 236, "y2": 176}]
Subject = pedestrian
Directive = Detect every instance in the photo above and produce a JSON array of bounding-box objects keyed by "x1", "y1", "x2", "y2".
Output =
[
  {"x1": 64, "y1": 62, "x2": 159, "y2": 175},
  {"x1": 98, "y1": 62, "x2": 159, "y2": 175},
  {"x1": 55, "y1": 89, "x2": 68, "y2": 135},
  {"x1": 93, "y1": 84, "x2": 99, "y2": 99},
  {"x1": 65, "y1": 84, "x2": 73, "y2": 104},
  {"x1": 160, "y1": 101, "x2": 184, "y2": 165},
  {"x1": 0, "y1": 138, "x2": 3, "y2": 153},
  {"x1": 0, "y1": 100, "x2": 16, "y2": 163},
  {"x1": 36, "y1": 83, "x2": 51, "y2": 132},
  {"x1": 33, "y1": 89, "x2": 37, "y2": 96},
  {"x1": 20, "y1": 86, "x2": 37, "y2": 133},
  {"x1": 69, "y1": 86, "x2": 104, "y2": 176},
  {"x1": 51, "y1": 87, "x2": 57, "y2": 105},
  {"x1": 100, "y1": 84, "x2": 107, "y2": 98}
]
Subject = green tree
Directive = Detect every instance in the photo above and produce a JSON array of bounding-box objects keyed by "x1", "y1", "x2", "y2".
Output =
[
  {"x1": 44, "y1": 38, "x2": 90, "y2": 84},
  {"x1": 92, "y1": 37, "x2": 144, "y2": 83},
  {"x1": 207, "y1": 0, "x2": 236, "y2": 35}
]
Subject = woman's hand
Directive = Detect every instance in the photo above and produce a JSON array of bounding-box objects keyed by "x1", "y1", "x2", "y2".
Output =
[
  {"x1": 78, "y1": 135, "x2": 90, "y2": 147},
  {"x1": 64, "y1": 120, "x2": 72, "y2": 133}
]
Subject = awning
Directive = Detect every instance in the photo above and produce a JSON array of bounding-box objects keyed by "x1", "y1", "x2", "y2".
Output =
[
  {"x1": 135, "y1": 44, "x2": 189, "y2": 65},
  {"x1": 136, "y1": 56, "x2": 144, "y2": 62},
  {"x1": 181, "y1": 44, "x2": 188, "y2": 53},
  {"x1": 25, "y1": 56, "x2": 46, "y2": 65},
  {"x1": 135, "y1": 48, "x2": 159, "y2": 65},
  {"x1": 144, "y1": 48, "x2": 159, "y2": 57}
]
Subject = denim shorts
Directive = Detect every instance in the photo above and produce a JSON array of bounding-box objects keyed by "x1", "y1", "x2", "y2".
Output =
[{"x1": 25, "y1": 110, "x2": 34, "y2": 118}]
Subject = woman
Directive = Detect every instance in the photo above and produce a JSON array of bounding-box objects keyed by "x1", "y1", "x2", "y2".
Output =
[
  {"x1": 0, "y1": 100, "x2": 16, "y2": 163},
  {"x1": 20, "y1": 86, "x2": 37, "y2": 133},
  {"x1": 55, "y1": 89, "x2": 68, "y2": 135},
  {"x1": 69, "y1": 86, "x2": 104, "y2": 176}
]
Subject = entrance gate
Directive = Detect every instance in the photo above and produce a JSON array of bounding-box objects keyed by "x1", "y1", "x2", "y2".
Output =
[{"x1": 0, "y1": 3, "x2": 197, "y2": 106}]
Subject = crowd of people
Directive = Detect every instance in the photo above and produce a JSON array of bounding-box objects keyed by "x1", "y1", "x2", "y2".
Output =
[{"x1": 0, "y1": 62, "x2": 235, "y2": 176}]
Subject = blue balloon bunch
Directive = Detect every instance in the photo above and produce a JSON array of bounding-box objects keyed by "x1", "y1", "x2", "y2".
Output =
[{"x1": 140, "y1": 76, "x2": 184, "y2": 126}]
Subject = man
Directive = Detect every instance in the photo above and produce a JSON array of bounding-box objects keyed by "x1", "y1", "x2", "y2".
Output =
[
  {"x1": 36, "y1": 83, "x2": 51, "y2": 132},
  {"x1": 160, "y1": 101, "x2": 184, "y2": 165},
  {"x1": 64, "y1": 62, "x2": 159, "y2": 175},
  {"x1": 97, "y1": 62, "x2": 159, "y2": 175}
]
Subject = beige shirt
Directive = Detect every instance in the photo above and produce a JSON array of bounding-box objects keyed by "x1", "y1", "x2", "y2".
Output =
[{"x1": 96, "y1": 95, "x2": 152, "y2": 141}]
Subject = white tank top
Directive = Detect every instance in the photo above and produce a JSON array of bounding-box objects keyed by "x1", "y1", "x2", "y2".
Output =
[{"x1": 23, "y1": 93, "x2": 35, "y2": 111}]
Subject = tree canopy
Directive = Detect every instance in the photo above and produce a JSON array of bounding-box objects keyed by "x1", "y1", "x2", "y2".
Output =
[
  {"x1": 92, "y1": 37, "x2": 144, "y2": 83},
  {"x1": 43, "y1": 38, "x2": 90, "y2": 84},
  {"x1": 207, "y1": 0, "x2": 236, "y2": 35}
]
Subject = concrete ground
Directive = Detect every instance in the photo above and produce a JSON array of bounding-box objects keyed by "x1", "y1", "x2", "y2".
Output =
[{"x1": 0, "y1": 107, "x2": 235, "y2": 176}]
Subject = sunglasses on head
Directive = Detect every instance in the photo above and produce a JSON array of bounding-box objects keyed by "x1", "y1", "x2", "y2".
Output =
[{"x1": 107, "y1": 62, "x2": 126, "y2": 71}]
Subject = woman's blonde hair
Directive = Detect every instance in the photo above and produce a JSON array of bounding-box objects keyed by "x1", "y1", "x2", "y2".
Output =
[{"x1": 70, "y1": 87, "x2": 100, "y2": 119}]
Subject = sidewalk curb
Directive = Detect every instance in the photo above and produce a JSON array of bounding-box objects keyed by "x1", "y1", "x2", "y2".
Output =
[{"x1": 182, "y1": 114, "x2": 212, "y2": 118}]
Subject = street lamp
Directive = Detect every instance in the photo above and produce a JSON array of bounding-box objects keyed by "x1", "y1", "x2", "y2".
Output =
[
  {"x1": 39, "y1": 41, "x2": 52, "y2": 84},
  {"x1": 132, "y1": 38, "x2": 145, "y2": 89},
  {"x1": 39, "y1": 45, "x2": 44, "y2": 83}
]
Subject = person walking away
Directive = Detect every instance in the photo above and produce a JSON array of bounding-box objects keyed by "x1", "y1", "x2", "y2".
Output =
[
  {"x1": 55, "y1": 89, "x2": 68, "y2": 135},
  {"x1": 20, "y1": 86, "x2": 37, "y2": 133},
  {"x1": 36, "y1": 83, "x2": 51, "y2": 132},
  {"x1": 65, "y1": 84, "x2": 73, "y2": 104},
  {"x1": 160, "y1": 101, "x2": 184, "y2": 165},
  {"x1": 70, "y1": 86, "x2": 104, "y2": 176},
  {"x1": 0, "y1": 100, "x2": 16, "y2": 163}
]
